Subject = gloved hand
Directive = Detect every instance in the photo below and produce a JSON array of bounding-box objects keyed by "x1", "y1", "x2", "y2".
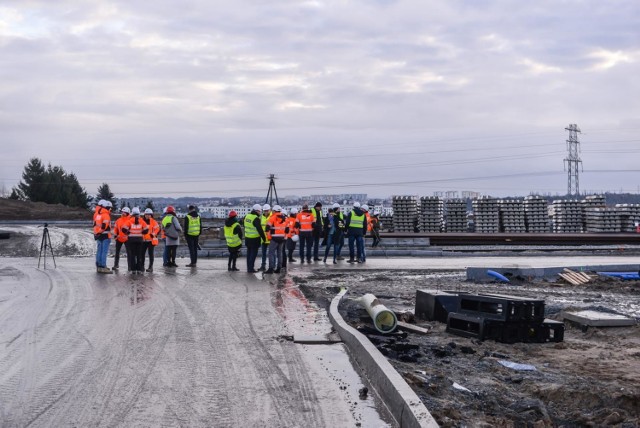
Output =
[{"x1": 94, "y1": 234, "x2": 100, "y2": 241}]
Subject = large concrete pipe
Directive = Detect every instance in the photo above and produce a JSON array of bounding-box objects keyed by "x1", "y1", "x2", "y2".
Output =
[{"x1": 357, "y1": 293, "x2": 398, "y2": 334}]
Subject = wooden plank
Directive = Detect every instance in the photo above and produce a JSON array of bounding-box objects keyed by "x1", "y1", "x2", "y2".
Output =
[
  {"x1": 563, "y1": 269, "x2": 588, "y2": 284},
  {"x1": 397, "y1": 321, "x2": 431, "y2": 335},
  {"x1": 559, "y1": 273, "x2": 580, "y2": 285}
]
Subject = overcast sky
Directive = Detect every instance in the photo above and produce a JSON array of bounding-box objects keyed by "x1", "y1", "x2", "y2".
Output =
[{"x1": 1, "y1": 1, "x2": 638, "y2": 200}]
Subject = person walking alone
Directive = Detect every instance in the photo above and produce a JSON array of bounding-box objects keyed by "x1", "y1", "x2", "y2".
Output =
[
  {"x1": 184, "y1": 205, "x2": 202, "y2": 267},
  {"x1": 224, "y1": 210, "x2": 243, "y2": 271},
  {"x1": 112, "y1": 206, "x2": 130, "y2": 271},
  {"x1": 93, "y1": 200, "x2": 113, "y2": 274},
  {"x1": 162, "y1": 206, "x2": 182, "y2": 268},
  {"x1": 244, "y1": 204, "x2": 267, "y2": 273}
]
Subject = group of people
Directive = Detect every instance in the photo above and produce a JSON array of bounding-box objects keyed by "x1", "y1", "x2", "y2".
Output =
[
  {"x1": 92, "y1": 200, "x2": 203, "y2": 274},
  {"x1": 228, "y1": 201, "x2": 381, "y2": 274},
  {"x1": 93, "y1": 199, "x2": 381, "y2": 275}
]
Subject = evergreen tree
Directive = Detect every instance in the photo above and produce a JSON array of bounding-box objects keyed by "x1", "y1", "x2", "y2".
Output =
[
  {"x1": 96, "y1": 183, "x2": 116, "y2": 207},
  {"x1": 145, "y1": 200, "x2": 155, "y2": 211},
  {"x1": 17, "y1": 158, "x2": 47, "y2": 201}
]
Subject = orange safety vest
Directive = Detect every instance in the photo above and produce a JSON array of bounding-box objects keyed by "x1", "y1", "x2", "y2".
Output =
[
  {"x1": 93, "y1": 207, "x2": 111, "y2": 238},
  {"x1": 296, "y1": 211, "x2": 314, "y2": 232},
  {"x1": 285, "y1": 216, "x2": 298, "y2": 238},
  {"x1": 143, "y1": 217, "x2": 160, "y2": 245},
  {"x1": 124, "y1": 216, "x2": 148, "y2": 239},
  {"x1": 365, "y1": 212, "x2": 372, "y2": 232},
  {"x1": 267, "y1": 214, "x2": 287, "y2": 240},
  {"x1": 113, "y1": 214, "x2": 130, "y2": 243}
]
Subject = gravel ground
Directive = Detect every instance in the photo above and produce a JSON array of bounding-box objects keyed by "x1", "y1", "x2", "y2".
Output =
[{"x1": 291, "y1": 268, "x2": 640, "y2": 427}]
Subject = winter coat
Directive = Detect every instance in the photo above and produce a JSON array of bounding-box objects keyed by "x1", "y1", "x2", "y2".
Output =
[{"x1": 164, "y1": 215, "x2": 183, "y2": 246}]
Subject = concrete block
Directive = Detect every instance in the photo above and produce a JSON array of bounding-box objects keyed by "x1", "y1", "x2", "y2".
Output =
[{"x1": 562, "y1": 310, "x2": 637, "y2": 327}]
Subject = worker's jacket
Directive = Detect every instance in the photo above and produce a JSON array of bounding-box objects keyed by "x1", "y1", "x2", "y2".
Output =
[
  {"x1": 365, "y1": 212, "x2": 372, "y2": 232},
  {"x1": 285, "y1": 216, "x2": 298, "y2": 239},
  {"x1": 295, "y1": 210, "x2": 314, "y2": 233},
  {"x1": 267, "y1": 213, "x2": 288, "y2": 240},
  {"x1": 143, "y1": 217, "x2": 160, "y2": 246},
  {"x1": 261, "y1": 212, "x2": 271, "y2": 244},
  {"x1": 123, "y1": 216, "x2": 149, "y2": 242},
  {"x1": 93, "y1": 207, "x2": 111, "y2": 239},
  {"x1": 113, "y1": 214, "x2": 130, "y2": 243}
]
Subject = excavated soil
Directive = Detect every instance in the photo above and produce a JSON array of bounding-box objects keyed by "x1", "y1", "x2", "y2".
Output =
[
  {"x1": 0, "y1": 199, "x2": 90, "y2": 220},
  {"x1": 291, "y1": 269, "x2": 640, "y2": 427}
]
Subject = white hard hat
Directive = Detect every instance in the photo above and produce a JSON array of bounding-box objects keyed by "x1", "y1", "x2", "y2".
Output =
[
  {"x1": 353, "y1": 202, "x2": 361, "y2": 208},
  {"x1": 121, "y1": 207, "x2": 131, "y2": 214},
  {"x1": 252, "y1": 204, "x2": 262, "y2": 211},
  {"x1": 263, "y1": 203, "x2": 271, "y2": 211},
  {"x1": 98, "y1": 199, "x2": 107, "y2": 207},
  {"x1": 361, "y1": 204, "x2": 369, "y2": 211},
  {"x1": 144, "y1": 208, "x2": 153, "y2": 215},
  {"x1": 131, "y1": 207, "x2": 141, "y2": 215},
  {"x1": 373, "y1": 210, "x2": 380, "y2": 216},
  {"x1": 281, "y1": 209, "x2": 288, "y2": 216},
  {"x1": 332, "y1": 203, "x2": 340, "y2": 209},
  {"x1": 273, "y1": 205, "x2": 282, "y2": 212},
  {"x1": 291, "y1": 234, "x2": 299, "y2": 242},
  {"x1": 290, "y1": 207, "x2": 298, "y2": 214},
  {"x1": 104, "y1": 201, "x2": 113, "y2": 208}
]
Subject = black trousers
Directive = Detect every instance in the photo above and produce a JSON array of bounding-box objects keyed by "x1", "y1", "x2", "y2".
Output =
[
  {"x1": 228, "y1": 246, "x2": 240, "y2": 269},
  {"x1": 143, "y1": 242, "x2": 155, "y2": 268},
  {"x1": 245, "y1": 238, "x2": 261, "y2": 272},
  {"x1": 186, "y1": 235, "x2": 199, "y2": 264},
  {"x1": 114, "y1": 240, "x2": 127, "y2": 268},
  {"x1": 127, "y1": 239, "x2": 145, "y2": 272}
]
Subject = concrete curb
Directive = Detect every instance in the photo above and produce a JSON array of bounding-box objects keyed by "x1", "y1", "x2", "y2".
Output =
[{"x1": 329, "y1": 289, "x2": 439, "y2": 428}]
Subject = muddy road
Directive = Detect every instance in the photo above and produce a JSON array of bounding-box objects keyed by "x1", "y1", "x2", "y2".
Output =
[{"x1": 0, "y1": 258, "x2": 391, "y2": 427}]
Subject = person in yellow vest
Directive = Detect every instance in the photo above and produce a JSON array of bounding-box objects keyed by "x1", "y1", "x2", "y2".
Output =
[
  {"x1": 184, "y1": 205, "x2": 202, "y2": 267},
  {"x1": 259, "y1": 203, "x2": 272, "y2": 271},
  {"x1": 244, "y1": 204, "x2": 267, "y2": 273},
  {"x1": 93, "y1": 199, "x2": 113, "y2": 274},
  {"x1": 346, "y1": 202, "x2": 367, "y2": 264},
  {"x1": 265, "y1": 205, "x2": 288, "y2": 274},
  {"x1": 112, "y1": 206, "x2": 130, "y2": 271},
  {"x1": 122, "y1": 207, "x2": 149, "y2": 274},
  {"x1": 142, "y1": 208, "x2": 160, "y2": 272},
  {"x1": 162, "y1": 206, "x2": 183, "y2": 268},
  {"x1": 224, "y1": 210, "x2": 243, "y2": 271}
]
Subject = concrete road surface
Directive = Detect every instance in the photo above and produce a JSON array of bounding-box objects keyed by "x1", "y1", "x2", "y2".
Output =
[{"x1": 0, "y1": 258, "x2": 392, "y2": 427}]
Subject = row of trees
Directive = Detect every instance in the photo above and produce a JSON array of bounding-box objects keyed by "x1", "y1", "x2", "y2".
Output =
[{"x1": 9, "y1": 157, "x2": 155, "y2": 211}]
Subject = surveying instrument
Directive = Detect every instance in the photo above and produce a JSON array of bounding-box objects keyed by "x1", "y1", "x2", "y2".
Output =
[{"x1": 38, "y1": 223, "x2": 57, "y2": 269}]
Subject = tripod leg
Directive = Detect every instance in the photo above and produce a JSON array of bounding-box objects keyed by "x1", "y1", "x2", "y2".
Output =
[
  {"x1": 38, "y1": 232, "x2": 46, "y2": 268},
  {"x1": 46, "y1": 230, "x2": 57, "y2": 268}
]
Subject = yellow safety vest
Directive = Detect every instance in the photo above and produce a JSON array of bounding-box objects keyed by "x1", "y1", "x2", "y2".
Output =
[
  {"x1": 187, "y1": 215, "x2": 201, "y2": 236},
  {"x1": 224, "y1": 223, "x2": 242, "y2": 248},
  {"x1": 244, "y1": 213, "x2": 260, "y2": 239},
  {"x1": 261, "y1": 213, "x2": 271, "y2": 244},
  {"x1": 349, "y1": 212, "x2": 365, "y2": 229}
]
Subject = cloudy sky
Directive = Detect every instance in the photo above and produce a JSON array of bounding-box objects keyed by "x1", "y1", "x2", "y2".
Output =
[{"x1": 0, "y1": 1, "x2": 638, "y2": 200}]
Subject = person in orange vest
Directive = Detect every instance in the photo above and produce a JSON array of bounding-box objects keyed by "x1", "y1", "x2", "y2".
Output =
[
  {"x1": 142, "y1": 208, "x2": 160, "y2": 272},
  {"x1": 122, "y1": 207, "x2": 149, "y2": 274},
  {"x1": 361, "y1": 204, "x2": 371, "y2": 262},
  {"x1": 285, "y1": 208, "x2": 299, "y2": 263},
  {"x1": 112, "y1": 206, "x2": 131, "y2": 271},
  {"x1": 371, "y1": 210, "x2": 381, "y2": 248},
  {"x1": 93, "y1": 199, "x2": 113, "y2": 274},
  {"x1": 295, "y1": 204, "x2": 315, "y2": 263},
  {"x1": 265, "y1": 205, "x2": 288, "y2": 274}
]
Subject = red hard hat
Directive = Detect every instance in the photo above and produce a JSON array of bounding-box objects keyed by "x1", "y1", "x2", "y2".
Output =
[
  {"x1": 229, "y1": 210, "x2": 237, "y2": 218},
  {"x1": 166, "y1": 205, "x2": 176, "y2": 214}
]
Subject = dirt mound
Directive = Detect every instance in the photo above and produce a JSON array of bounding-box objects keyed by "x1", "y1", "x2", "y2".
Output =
[{"x1": 0, "y1": 199, "x2": 90, "y2": 220}]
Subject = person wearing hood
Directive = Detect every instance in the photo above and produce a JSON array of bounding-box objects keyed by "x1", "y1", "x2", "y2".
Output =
[
  {"x1": 142, "y1": 208, "x2": 160, "y2": 272},
  {"x1": 122, "y1": 207, "x2": 149, "y2": 273},
  {"x1": 224, "y1": 211, "x2": 243, "y2": 271},
  {"x1": 311, "y1": 202, "x2": 324, "y2": 261},
  {"x1": 184, "y1": 205, "x2": 202, "y2": 267},
  {"x1": 161, "y1": 206, "x2": 183, "y2": 268},
  {"x1": 244, "y1": 204, "x2": 267, "y2": 273},
  {"x1": 93, "y1": 200, "x2": 113, "y2": 274},
  {"x1": 345, "y1": 202, "x2": 367, "y2": 263}
]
